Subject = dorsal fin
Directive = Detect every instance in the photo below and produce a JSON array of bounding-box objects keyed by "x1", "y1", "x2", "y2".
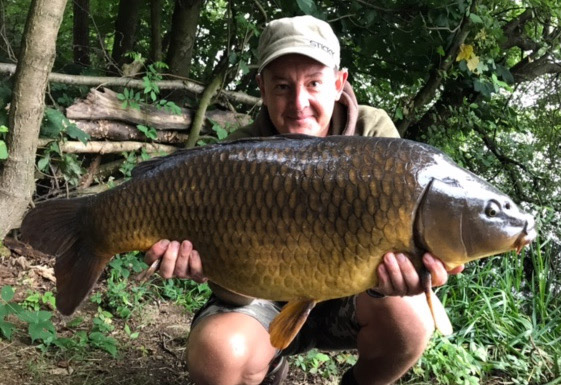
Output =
[{"x1": 131, "y1": 134, "x2": 315, "y2": 178}]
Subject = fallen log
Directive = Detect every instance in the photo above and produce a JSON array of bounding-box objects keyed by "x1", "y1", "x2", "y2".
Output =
[
  {"x1": 37, "y1": 138, "x2": 179, "y2": 154},
  {"x1": 71, "y1": 119, "x2": 190, "y2": 144},
  {"x1": 66, "y1": 88, "x2": 252, "y2": 131}
]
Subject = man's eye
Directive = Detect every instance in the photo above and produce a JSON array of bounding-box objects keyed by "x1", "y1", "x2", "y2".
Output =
[
  {"x1": 309, "y1": 81, "x2": 321, "y2": 88},
  {"x1": 275, "y1": 84, "x2": 289, "y2": 90}
]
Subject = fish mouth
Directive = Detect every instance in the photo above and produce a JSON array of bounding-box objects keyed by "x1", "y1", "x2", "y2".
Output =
[{"x1": 514, "y1": 219, "x2": 537, "y2": 254}]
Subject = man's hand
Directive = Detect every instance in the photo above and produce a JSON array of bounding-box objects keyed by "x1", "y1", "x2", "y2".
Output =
[
  {"x1": 144, "y1": 240, "x2": 207, "y2": 283},
  {"x1": 375, "y1": 252, "x2": 464, "y2": 297}
]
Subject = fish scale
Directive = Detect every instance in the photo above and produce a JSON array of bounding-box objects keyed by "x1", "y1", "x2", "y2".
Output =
[{"x1": 20, "y1": 135, "x2": 536, "y2": 349}]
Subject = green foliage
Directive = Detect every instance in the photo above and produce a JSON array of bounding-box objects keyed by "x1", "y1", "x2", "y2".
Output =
[
  {"x1": 118, "y1": 149, "x2": 152, "y2": 178},
  {"x1": 116, "y1": 58, "x2": 181, "y2": 142},
  {"x1": 0, "y1": 124, "x2": 8, "y2": 160},
  {"x1": 136, "y1": 124, "x2": 158, "y2": 140},
  {"x1": 0, "y1": 286, "x2": 58, "y2": 349},
  {"x1": 90, "y1": 252, "x2": 149, "y2": 319},
  {"x1": 0, "y1": 285, "x2": 122, "y2": 356},
  {"x1": 196, "y1": 119, "x2": 231, "y2": 146},
  {"x1": 117, "y1": 87, "x2": 142, "y2": 110},
  {"x1": 89, "y1": 251, "x2": 211, "y2": 317},
  {"x1": 22, "y1": 290, "x2": 56, "y2": 311},
  {"x1": 410, "y1": 337, "x2": 486, "y2": 385},
  {"x1": 292, "y1": 349, "x2": 358, "y2": 379},
  {"x1": 293, "y1": 349, "x2": 333, "y2": 377},
  {"x1": 37, "y1": 108, "x2": 91, "y2": 186},
  {"x1": 42, "y1": 107, "x2": 90, "y2": 144},
  {"x1": 406, "y1": 236, "x2": 561, "y2": 384}
]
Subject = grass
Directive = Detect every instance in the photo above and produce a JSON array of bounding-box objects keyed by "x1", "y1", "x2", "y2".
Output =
[{"x1": 403, "y1": 237, "x2": 561, "y2": 384}]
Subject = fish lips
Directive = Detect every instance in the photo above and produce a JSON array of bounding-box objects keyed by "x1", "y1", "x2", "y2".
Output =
[{"x1": 514, "y1": 216, "x2": 537, "y2": 254}]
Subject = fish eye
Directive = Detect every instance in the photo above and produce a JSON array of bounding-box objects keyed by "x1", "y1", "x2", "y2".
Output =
[{"x1": 485, "y1": 201, "x2": 501, "y2": 217}]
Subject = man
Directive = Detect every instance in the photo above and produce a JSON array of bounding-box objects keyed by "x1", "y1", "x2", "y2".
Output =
[{"x1": 145, "y1": 16, "x2": 463, "y2": 385}]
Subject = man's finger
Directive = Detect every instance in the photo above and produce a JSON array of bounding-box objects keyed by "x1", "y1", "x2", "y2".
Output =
[
  {"x1": 188, "y1": 249, "x2": 207, "y2": 283},
  {"x1": 144, "y1": 239, "x2": 170, "y2": 263},
  {"x1": 174, "y1": 241, "x2": 193, "y2": 278},
  {"x1": 422, "y1": 253, "x2": 448, "y2": 287},
  {"x1": 395, "y1": 253, "x2": 421, "y2": 295},
  {"x1": 159, "y1": 241, "x2": 180, "y2": 279},
  {"x1": 383, "y1": 253, "x2": 405, "y2": 294}
]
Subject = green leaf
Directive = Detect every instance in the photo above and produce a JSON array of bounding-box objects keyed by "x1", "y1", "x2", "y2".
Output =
[
  {"x1": 315, "y1": 352, "x2": 330, "y2": 362},
  {"x1": 469, "y1": 13, "x2": 483, "y2": 24},
  {"x1": 37, "y1": 155, "x2": 50, "y2": 171},
  {"x1": 16, "y1": 309, "x2": 37, "y2": 323},
  {"x1": 28, "y1": 318, "x2": 56, "y2": 343},
  {"x1": 41, "y1": 108, "x2": 66, "y2": 138},
  {"x1": 66, "y1": 316, "x2": 84, "y2": 328},
  {"x1": 296, "y1": 0, "x2": 317, "y2": 15},
  {"x1": 89, "y1": 331, "x2": 118, "y2": 356},
  {"x1": 66, "y1": 123, "x2": 90, "y2": 145},
  {"x1": 0, "y1": 125, "x2": 8, "y2": 133},
  {"x1": 137, "y1": 124, "x2": 158, "y2": 140},
  {"x1": 1, "y1": 286, "x2": 14, "y2": 302},
  {"x1": 0, "y1": 319, "x2": 15, "y2": 339}
]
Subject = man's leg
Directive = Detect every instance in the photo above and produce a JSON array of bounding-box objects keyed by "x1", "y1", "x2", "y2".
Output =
[
  {"x1": 351, "y1": 293, "x2": 435, "y2": 385},
  {"x1": 186, "y1": 312, "x2": 278, "y2": 385}
]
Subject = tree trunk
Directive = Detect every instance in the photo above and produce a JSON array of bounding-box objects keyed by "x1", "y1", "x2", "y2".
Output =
[
  {"x1": 166, "y1": 0, "x2": 203, "y2": 78},
  {"x1": 150, "y1": 0, "x2": 163, "y2": 63},
  {"x1": 109, "y1": 0, "x2": 142, "y2": 74},
  {"x1": 73, "y1": 0, "x2": 90, "y2": 66},
  {"x1": 0, "y1": 0, "x2": 68, "y2": 239}
]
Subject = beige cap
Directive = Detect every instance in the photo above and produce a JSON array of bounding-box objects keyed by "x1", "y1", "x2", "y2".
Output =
[{"x1": 258, "y1": 15, "x2": 340, "y2": 73}]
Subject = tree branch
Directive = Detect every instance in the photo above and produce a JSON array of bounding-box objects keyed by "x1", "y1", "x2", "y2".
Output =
[
  {"x1": 396, "y1": 0, "x2": 477, "y2": 136},
  {"x1": 186, "y1": 70, "x2": 225, "y2": 148},
  {"x1": 510, "y1": 54, "x2": 561, "y2": 82},
  {"x1": 0, "y1": 62, "x2": 262, "y2": 107}
]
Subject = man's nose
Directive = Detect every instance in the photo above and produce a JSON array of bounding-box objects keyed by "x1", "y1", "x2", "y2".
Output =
[{"x1": 292, "y1": 85, "x2": 310, "y2": 110}]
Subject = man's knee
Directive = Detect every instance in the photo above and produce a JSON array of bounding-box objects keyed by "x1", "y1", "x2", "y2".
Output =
[
  {"x1": 356, "y1": 293, "x2": 435, "y2": 359},
  {"x1": 186, "y1": 312, "x2": 277, "y2": 385}
]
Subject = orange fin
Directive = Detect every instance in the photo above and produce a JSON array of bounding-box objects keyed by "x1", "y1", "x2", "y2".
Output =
[
  {"x1": 421, "y1": 268, "x2": 453, "y2": 336},
  {"x1": 20, "y1": 197, "x2": 112, "y2": 315},
  {"x1": 269, "y1": 299, "x2": 317, "y2": 350}
]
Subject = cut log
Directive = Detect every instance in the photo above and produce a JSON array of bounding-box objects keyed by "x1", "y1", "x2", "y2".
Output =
[
  {"x1": 71, "y1": 119, "x2": 190, "y2": 144},
  {"x1": 65, "y1": 87, "x2": 252, "y2": 131}
]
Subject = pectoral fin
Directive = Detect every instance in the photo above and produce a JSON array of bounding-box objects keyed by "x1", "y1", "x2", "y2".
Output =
[
  {"x1": 269, "y1": 299, "x2": 317, "y2": 350},
  {"x1": 421, "y1": 268, "x2": 453, "y2": 336}
]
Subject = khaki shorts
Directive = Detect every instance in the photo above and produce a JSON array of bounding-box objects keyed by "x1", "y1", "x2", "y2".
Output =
[{"x1": 191, "y1": 294, "x2": 361, "y2": 356}]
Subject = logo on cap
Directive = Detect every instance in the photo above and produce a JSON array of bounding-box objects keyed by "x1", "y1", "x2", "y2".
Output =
[{"x1": 309, "y1": 40, "x2": 335, "y2": 57}]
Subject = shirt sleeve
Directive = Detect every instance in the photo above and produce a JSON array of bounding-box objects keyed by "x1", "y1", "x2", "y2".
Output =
[{"x1": 355, "y1": 106, "x2": 400, "y2": 138}]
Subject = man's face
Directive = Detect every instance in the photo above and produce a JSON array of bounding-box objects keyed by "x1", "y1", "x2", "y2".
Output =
[{"x1": 257, "y1": 54, "x2": 348, "y2": 137}]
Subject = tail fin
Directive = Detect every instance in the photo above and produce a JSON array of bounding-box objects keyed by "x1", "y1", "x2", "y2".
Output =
[{"x1": 20, "y1": 197, "x2": 110, "y2": 315}]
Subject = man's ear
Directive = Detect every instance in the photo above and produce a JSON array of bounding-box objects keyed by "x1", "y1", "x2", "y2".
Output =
[
  {"x1": 256, "y1": 74, "x2": 267, "y2": 105},
  {"x1": 335, "y1": 69, "x2": 349, "y2": 100}
]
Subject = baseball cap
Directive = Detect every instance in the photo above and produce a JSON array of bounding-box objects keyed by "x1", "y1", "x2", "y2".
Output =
[{"x1": 257, "y1": 15, "x2": 341, "y2": 73}]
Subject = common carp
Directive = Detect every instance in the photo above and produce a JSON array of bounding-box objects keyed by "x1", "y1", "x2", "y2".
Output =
[{"x1": 20, "y1": 135, "x2": 536, "y2": 349}]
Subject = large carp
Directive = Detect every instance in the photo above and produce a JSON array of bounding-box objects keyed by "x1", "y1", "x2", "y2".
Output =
[{"x1": 20, "y1": 135, "x2": 536, "y2": 349}]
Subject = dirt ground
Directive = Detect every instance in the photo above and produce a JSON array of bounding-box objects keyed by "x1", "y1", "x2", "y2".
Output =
[{"x1": 0, "y1": 240, "x2": 335, "y2": 385}]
